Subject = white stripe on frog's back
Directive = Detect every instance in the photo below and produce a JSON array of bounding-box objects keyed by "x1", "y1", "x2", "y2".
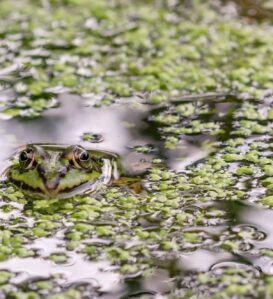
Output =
[
  {"x1": 112, "y1": 159, "x2": 120, "y2": 180},
  {"x1": 101, "y1": 158, "x2": 120, "y2": 182}
]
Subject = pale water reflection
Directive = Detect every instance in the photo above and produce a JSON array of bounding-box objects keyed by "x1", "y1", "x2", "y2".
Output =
[
  {"x1": 1, "y1": 94, "x2": 273, "y2": 297},
  {"x1": 0, "y1": 94, "x2": 157, "y2": 174}
]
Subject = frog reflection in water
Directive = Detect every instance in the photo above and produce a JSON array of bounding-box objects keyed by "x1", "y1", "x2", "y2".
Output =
[{"x1": 4, "y1": 144, "x2": 140, "y2": 199}]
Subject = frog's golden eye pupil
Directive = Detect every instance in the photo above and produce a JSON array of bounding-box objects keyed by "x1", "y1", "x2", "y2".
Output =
[
  {"x1": 19, "y1": 151, "x2": 28, "y2": 162},
  {"x1": 79, "y1": 151, "x2": 89, "y2": 161}
]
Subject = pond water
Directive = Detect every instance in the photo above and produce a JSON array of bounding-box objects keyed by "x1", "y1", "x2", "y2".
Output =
[
  {"x1": 1, "y1": 0, "x2": 273, "y2": 296},
  {"x1": 1, "y1": 91, "x2": 273, "y2": 298}
]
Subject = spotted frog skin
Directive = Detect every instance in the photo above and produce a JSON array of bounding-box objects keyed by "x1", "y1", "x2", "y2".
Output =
[{"x1": 3, "y1": 144, "x2": 120, "y2": 199}]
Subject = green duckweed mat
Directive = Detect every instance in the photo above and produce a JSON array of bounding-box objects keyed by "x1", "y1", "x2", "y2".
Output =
[{"x1": 1, "y1": 0, "x2": 273, "y2": 298}]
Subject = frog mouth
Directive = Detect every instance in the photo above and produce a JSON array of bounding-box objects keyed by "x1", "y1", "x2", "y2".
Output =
[
  {"x1": 44, "y1": 180, "x2": 60, "y2": 194},
  {"x1": 43, "y1": 159, "x2": 114, "y2": 197},
  {"x1": 8, "y1": 158, "x2": 115, "y2": 199},
  {"x1": 10, "y1": 179, "x2": 98, "y2": 198},
  {"x1": 37, "y1": 165, "x2": 65, "y2": 195},
  {"x1": 25, "y1": 179, "x2": 102, "y2": 198}
]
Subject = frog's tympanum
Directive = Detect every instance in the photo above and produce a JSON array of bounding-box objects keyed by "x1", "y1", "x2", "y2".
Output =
[{"x1": 3, "y1": 144, "x2": 121, "y2": 199}]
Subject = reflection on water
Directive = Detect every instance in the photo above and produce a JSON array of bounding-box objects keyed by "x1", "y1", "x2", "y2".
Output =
[
  {"x1": 0, "y1": 255, "x2": 121, "y2": 292},
  {"x1": 1, "y1": 94, "x2": 147, "y2": 152},
  {"x1": 0, "y1": 94, "x2": 157, "y2": 174},
  {"x1": 0, "y1": 93, "x2": 237, "y2": 172},
  {"x1": 177, "y1": 249, "x2": 234, "y2": 272},
  {"x1": 2, "y1": 93, "x2": 273, "y2": 297}
]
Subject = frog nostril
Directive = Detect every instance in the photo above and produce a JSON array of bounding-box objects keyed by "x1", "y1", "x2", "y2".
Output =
[
  {"x1": 37, "y1": 165, "x2": 46, "y2": 177},
  {"x1": 58, "y1": 167, "x2": 67, "y2": 177}
]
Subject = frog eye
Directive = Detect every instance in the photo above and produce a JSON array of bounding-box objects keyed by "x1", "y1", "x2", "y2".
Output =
[
  {"x1": 66, "y1": 145, "x2": 92, "y2": 169},
  {"x1": 76, "y1": 149, "x2": 92, "y2": 169},
  {"x1": 19, "y1": 151, "x2": 28, "y2": 162},
  {"x1": 79, "y1": 151, "x2": 90, "y2": 161},
  {"x1": 19, "y1": 148, "x2": 34, "y2": 169}
]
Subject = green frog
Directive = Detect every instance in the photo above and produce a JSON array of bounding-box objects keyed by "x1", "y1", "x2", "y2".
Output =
[{"x1": 3, "y1": 143, "x2": 125, "y2": 199}]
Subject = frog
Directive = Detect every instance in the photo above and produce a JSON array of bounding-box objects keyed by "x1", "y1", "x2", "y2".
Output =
[{"x1": 3, "y1": 143, "x2": 128, "y2": 199}]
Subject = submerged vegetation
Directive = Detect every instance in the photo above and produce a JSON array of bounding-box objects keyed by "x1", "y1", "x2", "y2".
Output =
[{"x1": 1, "y1": 0, "x2": 273, "y2": 298}]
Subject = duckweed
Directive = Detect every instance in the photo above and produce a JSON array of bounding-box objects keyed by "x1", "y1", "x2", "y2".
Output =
[
  {"x1": 1, "y1": 1, "x2": 273, "y2": 117},
  {"x1": 1, "y1": 0, "x2": 273, "y2": 298}
]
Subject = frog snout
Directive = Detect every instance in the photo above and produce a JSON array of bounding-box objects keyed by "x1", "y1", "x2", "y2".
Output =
[
  {"x1": 44, "y1": 172, "x2": 64, "y2": 191},
  {"x1": 45, "y1": 178, "x2": 60, "y2": 191},
  {"x1": 40, "y1": 166, "x2": 67, "y2": 192}
]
